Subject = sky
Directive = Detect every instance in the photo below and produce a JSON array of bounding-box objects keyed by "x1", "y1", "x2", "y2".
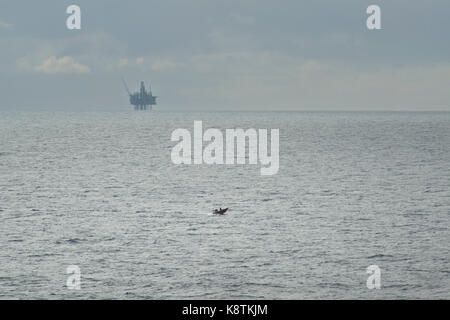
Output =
[{"x1": 0, "y1": 0, "x2": 449, "y2": 111}]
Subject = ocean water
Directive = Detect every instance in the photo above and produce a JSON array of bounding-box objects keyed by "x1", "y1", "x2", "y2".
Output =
[{"x1": 0, "y1": 111, "x2": 449, "y2": 299}]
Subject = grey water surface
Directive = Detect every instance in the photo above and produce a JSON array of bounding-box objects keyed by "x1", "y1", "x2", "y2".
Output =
[{"x1": 0, "y1": 111, "x2": 448, "y2": 299}]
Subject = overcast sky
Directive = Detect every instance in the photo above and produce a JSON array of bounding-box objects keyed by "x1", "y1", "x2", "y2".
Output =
[{"x1": 0, "y1": 0, "x2": 449, "y2": 111}]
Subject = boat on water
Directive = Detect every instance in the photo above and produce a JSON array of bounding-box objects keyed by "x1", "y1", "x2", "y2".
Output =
[{"x1": 212, "y1": 208, "x2": 228, "y2": 215}]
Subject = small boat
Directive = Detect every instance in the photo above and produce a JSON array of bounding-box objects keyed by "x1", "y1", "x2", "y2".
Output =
[{"x1": 212, "y1": 208, "x2": 228, "y2": 215}]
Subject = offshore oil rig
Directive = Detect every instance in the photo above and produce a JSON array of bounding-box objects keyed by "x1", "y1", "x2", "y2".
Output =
[{"x1": 122, "y1": 78, "x2": 157, "y2": 110}]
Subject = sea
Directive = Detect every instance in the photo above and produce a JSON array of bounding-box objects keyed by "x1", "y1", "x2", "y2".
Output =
[{"x1": 0, "y1": 111, "x2": 449, "y2": 299}]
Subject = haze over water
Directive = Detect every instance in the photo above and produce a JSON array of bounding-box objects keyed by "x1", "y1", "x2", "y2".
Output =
[{"x1": 0, "y1": 111, "x2": 449, "y2": 299}]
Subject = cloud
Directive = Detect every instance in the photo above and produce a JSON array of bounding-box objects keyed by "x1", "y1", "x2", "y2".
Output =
[
  {"x1": 151, "y1": 59, "x2": 182, "y2": 71},
  {"x1": 118, "y1": 58, "x2": 129, "y2": 68},
  {"x1": 229, "y1": 13, "x2": 254, "y2": 25},
  {"x1": 136, "y1": 57, "x2": 144, "y2": 67},
  {"x1": 183, "y1": 50, "x2": 450, "y2": 110},
  {"x1": 114, "y1": 56, "x2": 182, "y2": 72},
  {"x1": 0, "y1": 20, "x2": 13, "y2": 29},
  {"x1": 34, "y1": 56, "x2": 90, "y2": 74}
]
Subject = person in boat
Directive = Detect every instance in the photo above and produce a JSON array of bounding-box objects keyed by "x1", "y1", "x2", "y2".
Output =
[{"x1": 213, "y1": 207, "x2": 228, "y2": 214}]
